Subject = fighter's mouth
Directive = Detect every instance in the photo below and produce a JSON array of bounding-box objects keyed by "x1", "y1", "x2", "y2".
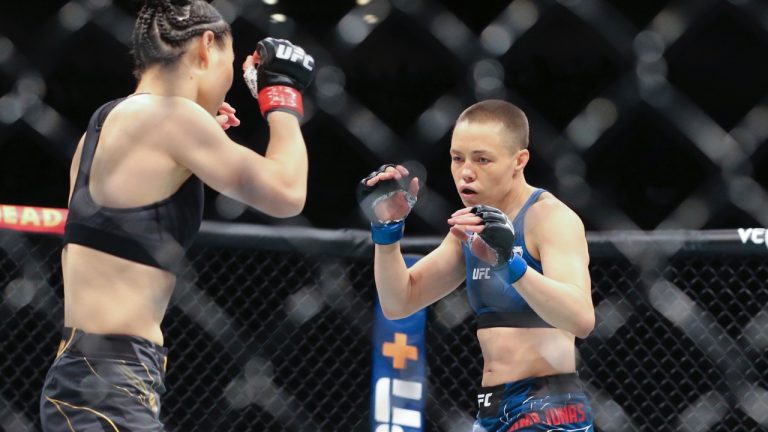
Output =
[{"x1": 460, "y1": 188, "x2": 477, "y2": 195}]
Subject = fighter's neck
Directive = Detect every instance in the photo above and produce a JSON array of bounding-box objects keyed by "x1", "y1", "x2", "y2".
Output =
[
  {"x1": 499, "y1": 183, "x2": 537, "y2": 219},
  {"x1": 135, "y1": 69, "x2": 198, "y2": 100}
]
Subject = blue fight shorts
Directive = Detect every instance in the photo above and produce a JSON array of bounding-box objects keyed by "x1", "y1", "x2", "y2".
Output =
[
  {"x1": 473, "y1": 373, "x2": 593, "y2": 432},
  {"x1": 39, "y1": 327, "x2": 168, "y2": 432}
]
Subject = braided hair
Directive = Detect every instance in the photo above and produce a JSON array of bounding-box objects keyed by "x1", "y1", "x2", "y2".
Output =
[{"x1": 131, "y1": 0, "x2": 230, "y2": 79}]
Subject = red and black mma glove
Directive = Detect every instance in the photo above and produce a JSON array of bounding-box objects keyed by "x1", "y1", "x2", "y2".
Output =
[
  {"x1": 244, "y1": 37, "x2": 315, "y2": 119},
  {"x1": 471, "y1": 205, "x2": 527, "y2": 283},
  {"x1": 356, "y1": 165, "x2": 418, "y2": 245}
]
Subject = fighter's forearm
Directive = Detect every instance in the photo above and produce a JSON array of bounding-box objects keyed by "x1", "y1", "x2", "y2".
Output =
[
  {"x1": 514, "y1": 270, "x2": 594, "y2": 338},
  {"x1": 373, "y1": 243, "x2": 416, "y2": 319}
]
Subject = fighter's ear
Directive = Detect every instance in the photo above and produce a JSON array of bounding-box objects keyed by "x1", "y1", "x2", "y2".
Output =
[
  {"x1": 514, "y1": 149, "x2": 529, "y2": 172},
  {"x1": 194, "y1": 30, "x2": 217, "y2": 67}
]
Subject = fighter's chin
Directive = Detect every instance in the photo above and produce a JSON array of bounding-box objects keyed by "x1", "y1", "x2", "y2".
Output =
[{"x1": 459, "y1": 192, "x2": 480, "y2": 206}]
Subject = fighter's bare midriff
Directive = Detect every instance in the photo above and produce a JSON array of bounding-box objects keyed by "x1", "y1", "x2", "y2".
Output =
[
  {"x1": 62, "y1": 244, "x2": 175, "y2": 346},
  {"x1": 477, "y1": 326, "x2": 576, "y2": 386}
]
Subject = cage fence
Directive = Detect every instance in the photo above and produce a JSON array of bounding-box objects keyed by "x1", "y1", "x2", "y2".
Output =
[{"x1": 1, "y1": 224, "x2": 767, "y2": 431}]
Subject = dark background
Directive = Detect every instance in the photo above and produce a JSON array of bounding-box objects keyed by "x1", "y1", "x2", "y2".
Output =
[
  {"x1": 3, "y1": 2, "x2": 768, "y2": 431},
  {"x1": 1, "y1": 0, "x2": 768, "y2": 235}
]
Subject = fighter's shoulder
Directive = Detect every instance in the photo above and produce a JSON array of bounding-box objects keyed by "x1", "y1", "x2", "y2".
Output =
[
  {"x1": 113, "y1": 95, "x2": 210, "y2": 125},
  {"x1": 106, "y1": 96, "x2": 219, "y2": 158},
  {"x1": 528, "y1": 191, "x2": 584, "y2": 231},
  {"x1": 159, "y1": 96, "x2": 213, "y2": 123}
]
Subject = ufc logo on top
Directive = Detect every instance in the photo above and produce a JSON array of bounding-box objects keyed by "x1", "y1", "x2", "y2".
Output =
[{"x1": 472, "y1": 268, "x2": 491, "y2": 280}]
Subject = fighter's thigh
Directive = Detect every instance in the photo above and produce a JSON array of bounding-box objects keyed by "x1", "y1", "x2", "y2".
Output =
[{"x1": 40, "y1": 355, "x2": 164, "y2": 432}]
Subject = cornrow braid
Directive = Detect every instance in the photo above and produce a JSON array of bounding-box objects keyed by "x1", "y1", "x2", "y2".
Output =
[{"x1": 131, "y1": 0, "x2": 230, "y2": 79}]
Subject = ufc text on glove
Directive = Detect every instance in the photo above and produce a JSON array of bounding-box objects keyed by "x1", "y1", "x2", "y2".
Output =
[{"x1": 243, "y1": 38, "x2": 315, "y2": 119}]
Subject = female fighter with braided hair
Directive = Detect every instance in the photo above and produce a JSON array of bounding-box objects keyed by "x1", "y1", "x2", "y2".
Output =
[
  {"x1": 40, "y1": 0, "x2": 314, "y2": 429},
  {"x1": 359, "y1": 100, "x2": 595, "y2": 431}
]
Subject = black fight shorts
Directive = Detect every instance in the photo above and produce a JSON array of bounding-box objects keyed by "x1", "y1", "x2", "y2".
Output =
[{"x1": 40, "y1": 327, "x2": 168, "y2": 432}]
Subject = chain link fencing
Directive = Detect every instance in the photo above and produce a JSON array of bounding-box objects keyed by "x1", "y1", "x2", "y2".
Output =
[
  {"x1": 2, "y1": 224, "x2": 767, "y2": 431},
  {"x1": 2, "y1": 1, "x2": 768, "y2": 430},
  {"x1": 3, "y1": 0, "x2": 768, "y2": 235}
]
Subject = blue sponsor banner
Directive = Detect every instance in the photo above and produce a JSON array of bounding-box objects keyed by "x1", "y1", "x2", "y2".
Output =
[{"x1": 371, "y1": 255, "x2": 426, "y2": 432}]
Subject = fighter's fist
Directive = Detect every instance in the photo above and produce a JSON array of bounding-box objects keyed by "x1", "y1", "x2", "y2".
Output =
[
  {"x1": 470, "y1": 205, "x2": 515, "y2": 268},
  {"x1": 448, "y1": 204, "x2": 527, "y2": 281},
  {"x1": 356, "y1": 164, "x2": 419, "y2": 224},
  {"x1": 255, "y1": 38, "x2": 314, "y2": 91},
  {"x1": 243, "y1": 38, "x2": 315, "y2": 119}
]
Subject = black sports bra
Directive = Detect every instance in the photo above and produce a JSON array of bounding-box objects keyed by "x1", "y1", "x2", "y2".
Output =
[{"x1": 63, "y1": 97, "x2": 204, "y2": 273}]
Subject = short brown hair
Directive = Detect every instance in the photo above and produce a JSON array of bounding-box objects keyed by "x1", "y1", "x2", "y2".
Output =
[{"x1": 456, "y1": 100, "x2": 529, "y2": 150}]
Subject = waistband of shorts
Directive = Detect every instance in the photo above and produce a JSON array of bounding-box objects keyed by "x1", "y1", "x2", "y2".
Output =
[
  {"x1": 479, "y1": 373, "x2": 583, "y2": 397},
  {"x1": 59, "y1": 327, "x2": 168, "y2": 363}
]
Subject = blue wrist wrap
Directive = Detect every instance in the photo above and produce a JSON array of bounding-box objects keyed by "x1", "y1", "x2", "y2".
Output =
[
  {"x1": 371, "y1": 221, "x2": 405, "y2": 245},
  {"x1": 507, "y1": 254, "x2": 528, "y2": 283}
]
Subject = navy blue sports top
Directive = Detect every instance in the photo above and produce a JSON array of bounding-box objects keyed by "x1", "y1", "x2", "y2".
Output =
[
  {"x1": 63, "y1": 97, "x2": 204, "y2": 274},
  {"x1": 463, "y1": 188, "x2": 553, "y2": 329}
]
